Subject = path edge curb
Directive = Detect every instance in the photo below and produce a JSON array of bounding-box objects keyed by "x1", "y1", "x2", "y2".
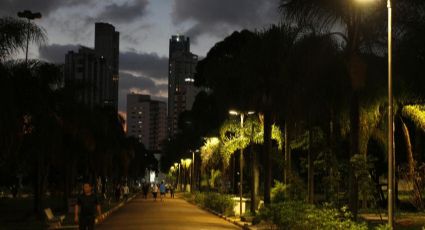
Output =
[
  {"x1": 95, "y1": 193, "x2": 138, "y2": 225},
  {"x1": 181, "y1": 197, "x2": 252, "y2": 230}
]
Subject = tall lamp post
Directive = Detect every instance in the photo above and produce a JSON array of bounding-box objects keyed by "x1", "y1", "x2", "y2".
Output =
[
  {"x1": 17, "y1": 10, "x2": 42, "y2": 64},
  {"x1": 355, "y1": 0, "x2": 394, "y2": 226},
  {"x1": 229, "y1": 110, "x2": 255, "y2": 217},
  {"x1": 191, "y1": 149, "x2": 199, "y2": 192}
]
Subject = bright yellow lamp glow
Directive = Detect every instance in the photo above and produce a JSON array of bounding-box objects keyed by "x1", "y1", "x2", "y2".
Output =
[{"x1": 229, "y1": 110, "x2": 239, "y2": 115}]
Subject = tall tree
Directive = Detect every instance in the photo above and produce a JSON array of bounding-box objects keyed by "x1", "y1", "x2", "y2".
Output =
[{"x1": 0, "y1": 17, "x2": 46, "y2": 60}]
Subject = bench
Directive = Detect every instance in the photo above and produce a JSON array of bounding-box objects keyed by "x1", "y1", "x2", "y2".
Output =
[{"x1": 44, "y1": 208, "x2": 65, "y2": 229}]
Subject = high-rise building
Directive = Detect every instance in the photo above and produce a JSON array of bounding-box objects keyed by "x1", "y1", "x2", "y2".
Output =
[
  {"x1": 127, "y1": 94, "x2": 167, "y2": 151},
  {"x1": 64, "y1": 22, "x2": 119, "y2": 111},
  {"x1": 64, "y1": 47, "x2": 108, "y2": 108},
  {"x1": 168, "y1": 35, "x2": 199, "y2": 137},
  {"x1": 95, "y1": 22, "x2": 120, "y2": 111}
]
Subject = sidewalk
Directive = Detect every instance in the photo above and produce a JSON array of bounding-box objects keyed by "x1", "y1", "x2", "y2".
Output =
[{"x1": 97, "y1": 194, "x2": 241, "y2": 230}]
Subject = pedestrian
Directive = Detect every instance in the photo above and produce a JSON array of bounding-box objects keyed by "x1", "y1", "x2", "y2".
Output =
[
  {"x1": 74, "y1": 182, "x2": 102, "y2": 230},
  {"x1": 152, "y1": 183, "x2": 159, "y2": 201},
  {"x1": 115, "y1": 184, "x2": 121, "y2": 202},
  {"x1": 142, "y1": 183, "x2": 149, "y2": 199},
  {"x1": 123, "y1": 184, "x2": 130, "y2": 201},
  {"x1": 169, "y1": 184, "x2": 175, "y2": 198},
  {"x1": 159, "y1": 181, "x2": 166, "y2": 201}
]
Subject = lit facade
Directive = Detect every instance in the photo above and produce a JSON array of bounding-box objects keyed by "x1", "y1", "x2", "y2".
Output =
[
  {"x1": 127, "y1": 94, "x2": 167, "y2": 151},
  {"x1": 168, "y1": 35, "x2": 199, "y2": 137}
]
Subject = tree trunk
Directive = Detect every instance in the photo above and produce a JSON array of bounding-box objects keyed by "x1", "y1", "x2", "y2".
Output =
[
  {"x1": 401, "y1": 118, "x2": 415, "y2": 180},
  {"x1": 263, "y1": 111, "x2": 272, "y2": 205},
  {"x1": 349, "y1": 91, "x2": 360, "y2": 219},
  {"x1": 284, "y1": 121, "x2": 291, "y2": 186},
  {"x1": 401, "y1": 117, "x2": 423, "y2": 208},
  {"x1": 232, "y1": 155, "x2": 236, "y2": 193},
  {"x1": 328, "y1": 112, "x2": 335, "y2": 202},
  {"x1": 251, "y1": 150, "x2": 259, "y2": 214},
  {"x1": 307, "y1": 130, "x2": 314, "y2": 204},
  {"x1": 251, "y1": 123, "x2": 259, "y2": 214}
]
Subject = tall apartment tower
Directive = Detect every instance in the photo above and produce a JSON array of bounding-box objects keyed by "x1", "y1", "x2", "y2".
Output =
[
  {"x1": 64, "y1": 47, "x2": 108, "y2": 108},
  {"x1": 168, "y1": 35, "x2": 199, "y2": 137},
  {"x1": 64, "y1": 22, "x2": 119, "y2": 112},
  {"x1": 127, "y1": 94, "x2": 167, "y2": 151},
  {"x1": 95, "y1": 22, "x2": 120, "y2": 111}
]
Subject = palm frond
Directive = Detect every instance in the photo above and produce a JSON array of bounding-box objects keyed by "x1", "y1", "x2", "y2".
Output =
[{"x1": 0, "y1": 17, "x2": 46, "y2": 60}]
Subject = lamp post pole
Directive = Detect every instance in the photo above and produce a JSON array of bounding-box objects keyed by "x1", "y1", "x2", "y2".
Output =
[
  {"x1": 229, "y1": 110, "x2": 255, "y2": 217},
  {"x1": 387, "y1": 0, "x2": 394, "y2": 227},
  {"x1": 239, "y1": 113, "x2": 244, "y2": 217},
  {"x1": 192, "y1": 151, "x2": 195, "y2": 192},
  {"x1": 353, "y1": 0, "x2": 394, "y2": 226}
]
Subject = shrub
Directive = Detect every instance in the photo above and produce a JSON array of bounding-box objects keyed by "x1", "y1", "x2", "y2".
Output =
[
  {"x1": 271, "y1": 180, "x2": 287, "y2": 203},
  {"x1": 259, "y1": 201, "x2": 368, "y2": 230},
  {"x1": 182, "y1": 192, "x2": 194, "y2": 202},
  {"x1": 193, "y1": 191, "x2": 205, "y2": 206},
  {"x1": 203, "y1": 192, "x2": 235, "y2": 216}
]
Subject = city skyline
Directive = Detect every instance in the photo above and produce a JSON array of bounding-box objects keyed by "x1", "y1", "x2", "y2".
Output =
[{"x1": 0, "y1": 0, "x2": 280, "y2": 115}]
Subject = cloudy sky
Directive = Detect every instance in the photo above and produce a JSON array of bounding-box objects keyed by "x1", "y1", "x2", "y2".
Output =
[{"x1": 1, "y1": 0, "x2": 280, "y2": 114}]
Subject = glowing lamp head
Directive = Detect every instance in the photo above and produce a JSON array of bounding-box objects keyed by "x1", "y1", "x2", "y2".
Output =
[
  {"x1": 354, "y1": 0, "x2": 376, "y2": 4},
  {"x1": 229, "y1": 110, "x2": 239, "y2": 116}
]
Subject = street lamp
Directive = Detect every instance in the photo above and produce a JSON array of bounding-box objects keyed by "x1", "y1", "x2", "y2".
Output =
[
  {"x1": 17, "y1": 10, "x2": 42, "y2": 64},
  {"x1": 191, "y1": 149, "x2": 199, "y2": 192},
  {"x1": 229, "y1": 110, "x2": 255, "y2": 217},
  {"x1": 355, "y1": 0, "x2": 394, "y2": 226}
]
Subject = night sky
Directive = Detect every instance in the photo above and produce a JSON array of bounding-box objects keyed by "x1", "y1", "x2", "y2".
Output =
[{"x1": 0, "y1": 0, "x2": 280, "y2": 114}]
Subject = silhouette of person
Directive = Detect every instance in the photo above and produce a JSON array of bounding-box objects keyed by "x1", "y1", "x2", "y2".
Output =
[{"x1": 75, "y1": 182, "x2": 102, "y2": 230}]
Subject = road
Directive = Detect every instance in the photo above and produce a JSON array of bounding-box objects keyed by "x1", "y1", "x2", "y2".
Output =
[{"x1": 97, "y1": 194, "x2": 241, "y2": 230}]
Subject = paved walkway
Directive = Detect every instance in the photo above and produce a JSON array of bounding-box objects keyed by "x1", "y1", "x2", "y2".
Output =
[{"x1": 97, "y1": 194, "x2": 241, "y2": 230}]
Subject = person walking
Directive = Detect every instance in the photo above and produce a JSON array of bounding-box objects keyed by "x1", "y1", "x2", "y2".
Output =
[
  {"x1": 152, "y1": 183, "x2": 159, "y2": 201},
  {"x1": 74, "y1": 182, "x2": 102, "y2": 230},
  {"x1": 142, "y1": 182, "x2": 149, "y2": 199},
  {"x1": 123, "y1": 184, "x2": 130, "y2": 201},
  {"x1": 169, "y1": 184, "x2": 175, "y2": 198},
  {"x1": 115, "y1": 184, "x2": 121, "y2": 202},
  {"x1": 159, "y1": 181, "x2": 166, "y2": 201}
]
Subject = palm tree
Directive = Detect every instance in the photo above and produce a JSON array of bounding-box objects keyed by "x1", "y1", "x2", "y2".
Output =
[
  {"x1": 279, "y1": 0, "x2": 387, "y2": 217},
  {"x1": 286, "y1": 31, "x2": 349, "y2": 203},
  {"x1": 280, "y1": 0, "x2": 425, "y2": 217},
  {"x1": 196, "y1": 25, "x2": 304, "y2": 205},
  {"x1": 0, "y1": 17, "x2": 46, "y2": 60}
]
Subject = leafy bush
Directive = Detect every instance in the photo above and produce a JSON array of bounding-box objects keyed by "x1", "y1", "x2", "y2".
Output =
[
  {"x1": 182, "y1": 192, "x2": 194, "y2": 202},
  {"x1": 374, "y1": 224, "x2": 391, "y2": 230},
  {"x1": 271, "y1": 180, "x2": 287, "y2": 203},
  {"x1": 259, "y1": 201, "x2": 368, "y2": 230},
  {"x1": 193, "y1": 191, "x2": 205, "y2": 205},
  {"x1": 201, "y1": 192, "x2": 235, "y2": 216},
  {"x1": 184, "y1": 191, "x2": 235, "y2": 216}
]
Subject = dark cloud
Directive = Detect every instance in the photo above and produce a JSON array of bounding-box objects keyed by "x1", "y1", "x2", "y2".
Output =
[
  {"x1": 118, "y1": 72, "x2": 167, "y2": 111},
  {"x1": 38, "y1": 44, "x2": 169, "y2": 112},
  {"x1": 120, "y1": 51, "x2": 168, "y2": 80},
  {"x1": 96, "y1": 0, "x2": 149, "y2": 24},
  {"x1": 38, "y1": 44, "x2": 79, "y2": 63},
  {"x1": 0, "y1": 0, "x2": 91, "y2": 16},
  {"x1": 38, "y1": 45, "x2": 168, "y2": 81},
  {"x1": 172, "y1": 0, "x2": 280, "y2": 41}
]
